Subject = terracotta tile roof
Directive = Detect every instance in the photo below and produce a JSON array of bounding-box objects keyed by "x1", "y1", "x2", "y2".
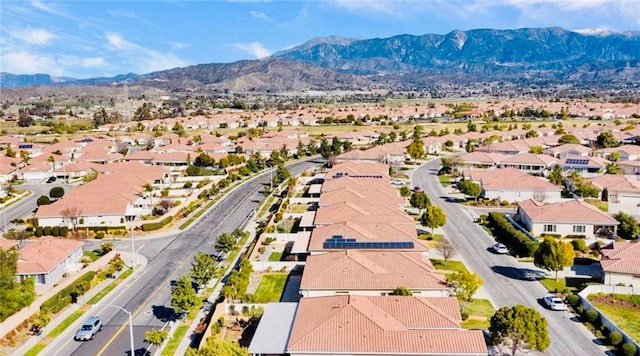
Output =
[
  {"x1": 590, "y1": 175, "x2": 640, "y2": 193},
  {"x1": 288, "y1": 295, "x2": 487, "y2": 355},
  {"x1": 465, "y1": 168, "x2": 560, "y2": 191},
  {"x1": 300, "y1": 250, "x2": 446, "y2": 291},
  {"x1": 601, "y1": 241, "x2": 640, "y2": 275},
  {"x1": 17, "y1": 237, "x2": 83, "y2": 274},
  {"x1": 518, "y1": 199, "x2": 619, "y2": 225},
  {"x1": 559, "y1": 155, "x2": 609, "y2": 168},
  {"x1": 308, "y1": 221, "x2": 427, "y2": 251},
  {"x1": 321, "y1": 176, "x2": 392, "y2": 193},
  {"x1": 596, "y1": 144, "x2": 640, "y2": 156},
  {"x1": 456, "y1": 151, "x2": 508, "y2": 165},
  {"x1": 500, "y1": 153, "x2": 557, "y2": 166},
  {"x1": 0, "y1": 238, "x2": 19, "y2": 250},
  {"x1": 547, "y1": 143, "x2": 591, "y2": 155},
  {"x1": 319, "y1": 186, "x2": 403, "y2": 207},
  {"x1": 325, "y1": 161, "x2": 389, "y2": 179},
  {"x1": 314, "y1": 201, "x2": 413, "y2": 226}
]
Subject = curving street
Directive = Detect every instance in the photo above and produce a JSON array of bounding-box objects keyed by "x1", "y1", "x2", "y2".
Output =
[{"x1": 413, "y1": 158, "x2": 606, "y2": 356}]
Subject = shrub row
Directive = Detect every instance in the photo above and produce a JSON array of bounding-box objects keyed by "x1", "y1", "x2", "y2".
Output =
[
  {"x1": 35, "y1": 226, "x2": 69, "y2": 237},
  {"x1": 141, "y1": 216, "x2": 173, "y2": 231},
  {"x1": 487, "y1": 212, "x2": 539, "y2": 257},
  {"x1": 41, "y1": 271, "x2": 95, "y2": 314}
]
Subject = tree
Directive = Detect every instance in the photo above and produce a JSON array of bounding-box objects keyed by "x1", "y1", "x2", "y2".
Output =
[
  {"x1": 144, "y1": 328, "x2": 169, "y2": 346},
  {"x1": 49, "y1": 186, "x2": 65, "y2": 199},
  {"x1": 409, "y1": 191, "x2": 430, "y2": 212},
  {"x1": 489, "y1": 305, "x2": 550, "y2": 356},
  {"x1": 20, "y1": 150, "x2": 30, "y2": 165},
  {"x1": 529, "y1": 145, "x2": 544, "y2": 154},
  {"x1": 436, "y1": 238, "x2": 456, "y2": 267},
  {"x1": 614, "y1": 212, "x2": 640, "y2": 239},
  {"x1": 604, "y1": 162, "x2": 622, "y2": 175},
  {"x1": 171, "y1": 275, "x2": 201, "y2": 316},
  {"x1": 420, "y1": 205, "x2": 447, "y2": 233},
  {"x1": 215, "y1": 233, "x2": 237, "y2": 253},
  {"x1": 319, "y1": 137, "x2": 332, "y2": 159},
  {"x1": 458, "y1": 180, "x2": 482, "y2": 201},
  {"x1": 596, "y1": 131, "x2": 619, "y2": 148},
  {"x1": 557, "y1": 134, "x2": 581, "y2": 144},
  {"x1": 533, "y1": 237, "x2": 575, "y2": 280},
  {"x1": 390, "y1": 286, "x2": 413, "y2": 296},
  {"x1": 5, "y1": 144, "x2": 16, "y2": 158},
  {"x1": 30, "y1": 309, "x2": 51, "y2": 335},
  {"x1": 191, "y1": 252, "x2": 219, "y2": 287},
  {"x1": 186, "y1": 338, "x2": 250, "y2": 356},
  {"x1": 36, "y1": 195, "x2": 51, "y2": 206},
  {"x1": 406, "y1": 140, "x2": 426, "y2": 161},
  {"x1": 0, "y1": 248, "x2": 36, "y2": 321},
  {"x1": 399, "y1": 186, "x2": 411, "y2": 204},
  {"x1": 548, "y1": 164, "x2": 564, "y2": 185},
  {"x1": 60, "y1": 207, "x2": 81, "y2": 231},
  {"x1": 446, "y1": 270, "x2": 482, "y2": 305}
]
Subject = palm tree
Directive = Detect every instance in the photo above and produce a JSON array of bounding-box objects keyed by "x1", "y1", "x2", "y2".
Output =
[{"x1": 604, "y1": 162, "x2": 622, "y2": 175}]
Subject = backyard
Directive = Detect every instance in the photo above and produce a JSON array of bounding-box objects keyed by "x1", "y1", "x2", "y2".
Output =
[
  {"x1": 589, "y1": 293, "x2": 640, "y2": 342},
  {"x1": 253, "y1": 274, "x2": 288, "y2": 303}
]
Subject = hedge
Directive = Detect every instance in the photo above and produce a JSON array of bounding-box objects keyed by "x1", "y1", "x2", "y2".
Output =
[
  {"x1": 487, "y1": 212, "x2": 539, "y2": 257},
  {"x1": 40, "y1": 271, "x2": 96, "y2": 314},
  {"x1": 142, "y1": 216, "x2": 173, "y2": 231}
]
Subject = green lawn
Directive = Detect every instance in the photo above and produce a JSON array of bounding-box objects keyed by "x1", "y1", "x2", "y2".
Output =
[
  {"x1": 289, "y1": 204, "x2": 308, "y2": 213},
  {"x1": 23, "y1": 342, "x2": 47, "y2": 356},
  {"x1": 585, "y1": 199, "x2": 608, "y2": 212},
  {"x1": 438, "y1": 175, "x2": 453, "y2": 187},
  {"x1": 162, "y1": 325, "x2": 189, "y2": 356},
  {"x1": 463, "y1": 299, "x2": 495, "y2": 319},
  {"x1": 461, "y1": 318, "x2": 490, "y2": 330},
  {"x1": 430, "y1": 259, "x2": 469, "y2": 273},
  {"x1": 83, "y1": 250, "x2": 100, "y2": 262},
  {"x1": 254, "y1": 274, "x2": 288, "y2": 303},
  {"x1": 591, "y1": 302, "x2": 640, "y2": 342},
  {"x1": 47, "y1": 309, "x2": 85, "y2": 338},
  {"x1": 268, "y1": 252, "x2": 283, "y2": 261}
]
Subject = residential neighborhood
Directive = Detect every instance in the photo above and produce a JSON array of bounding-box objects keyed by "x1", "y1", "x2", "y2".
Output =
[{"x1": 1, "y1": 98, "x2": 640, "y2": 356}]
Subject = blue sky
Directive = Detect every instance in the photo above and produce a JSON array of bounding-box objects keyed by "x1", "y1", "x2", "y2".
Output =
[{"x1": 1, "y1": 0, "x2": 639, "y2": 78}]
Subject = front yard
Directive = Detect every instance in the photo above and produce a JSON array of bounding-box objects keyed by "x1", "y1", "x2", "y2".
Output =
[
  {"x1": 461, "y1": 298, "x2": 495, "y2": 330},
  {"x1": 430, "y1": 259, "x2": 469, "y2": 273}
]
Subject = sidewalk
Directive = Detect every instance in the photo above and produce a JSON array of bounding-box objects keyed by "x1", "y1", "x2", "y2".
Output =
[{"x1": 11, "y1": 250, "x2": 148, "y2": 356}]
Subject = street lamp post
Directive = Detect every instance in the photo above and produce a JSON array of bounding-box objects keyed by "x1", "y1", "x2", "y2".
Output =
[
  {"x1": 127, "y1": 218, "x2": 136, "y2": 270},
  {"x1": 95, "y1": 304, "x2": 135, "y2": 356}
]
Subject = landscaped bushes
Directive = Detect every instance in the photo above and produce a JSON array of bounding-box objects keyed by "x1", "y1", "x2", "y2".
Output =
[
  {"x1": 487, "y1": 212, "x2": 539, "y2": 257},
  {"x1": 40, "y1": 271, "x2": 96, "y2": 314},
  {"x1": 141, "y1": 216, "x2": 173, "y2": 231}
]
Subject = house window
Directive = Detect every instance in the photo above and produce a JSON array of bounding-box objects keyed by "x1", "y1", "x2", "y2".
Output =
[
  {"x1": 544, "y1": 224, "x2": 557, "y2": 232},
  {"x1": 36, "y1": 274, "x2": 46, "y2": 285},
  {"x1": 573, "y1": 225, "x2": 586, "y2": 233}
]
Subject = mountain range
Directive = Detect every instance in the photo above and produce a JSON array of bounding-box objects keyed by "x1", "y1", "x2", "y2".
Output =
[{"x1": 2, "y1": 27, "x2": 639, "y2": 92}]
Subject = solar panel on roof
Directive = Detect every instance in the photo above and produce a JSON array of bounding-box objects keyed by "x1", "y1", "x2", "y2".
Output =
[
  {"x1": 566, "y1": 158, "x2": 589, "y2": 165},
  {"x1": 322, "y1": 236, "x2": 414, "y2": 249}
]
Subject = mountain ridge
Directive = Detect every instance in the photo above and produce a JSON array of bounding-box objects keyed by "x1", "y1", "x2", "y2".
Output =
[{"x1": 2, "y1": 27, "x2": 639, "y2": 91}]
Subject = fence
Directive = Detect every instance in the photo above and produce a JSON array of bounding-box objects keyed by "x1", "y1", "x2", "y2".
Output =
[{"x1": 578, "y1": 285, "x2": 640, "y2": 355}]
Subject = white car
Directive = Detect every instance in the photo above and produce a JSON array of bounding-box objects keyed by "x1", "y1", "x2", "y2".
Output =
[
  {"x1": 491, "y1": 243, "x2": 509, "y2": 254},
  {"x1": 543, "y1": 294, "x2": 568, "y2": 311}
]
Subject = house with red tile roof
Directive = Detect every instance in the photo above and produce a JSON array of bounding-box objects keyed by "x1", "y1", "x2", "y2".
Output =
[
  {"x1": 307, "y1": 220, "x2": 426, "y2": 253},
  {"x1": 594, "y1": 144, "x2": 640, "y2": 161},
  {"x1": 618, "y1": 160, "x2": 640, "y2": 176},
  {"x1": 300, "y1": 250, "x2": 448, "y2": 297},
  {"x1": 558, "y1": 155, "x2": 609, "y2": 177},
  {"x1": 15, "y1": 237, "x2": 84, "y2": 292},
  {"x1": 0, "y1": 156, "x2": 20, "y2": 184},
  {"x1": 498, "y1": 153, "x2": 558, "y2": 175},
  {"x1": 454, "y1": 151, "x2": 508, "y2": 169},
  {"x1": 600, "y1": 241, "x2": 640, "y2": 286},
  {"x1": 464, "y1": 168, "x2": 562, "y2": 203},
  {"x1": 545, "y1": 143, "x2": 591, "y2": 159},
  {"x1": 283, "y1": 295, "x2": 488, "y2": 356},
  {"x1": 324, "y1": 161, "x2": 389, "y2": 180},
  {"x1": 590, "y1": 174, "x2": 640, "y2": 217},
  {"x1": 517, "y1": 199, "x2": 619, "y2": 239},
  {"x1": 477, "y1": 140, "x2": 531, "y2": 155},
  {"x1": 35, "y1": 162, "x2": 165, "y2": 229}
]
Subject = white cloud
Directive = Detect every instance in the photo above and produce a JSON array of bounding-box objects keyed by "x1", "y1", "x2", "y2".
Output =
[
  {"x1": 234, "y1": 42, "x2": 272, "y2": 58},
  {"x1": 249, "y1": 10, "x2": 272, "y2": 21},
  {"x1": 168, "y1": 41, "x2": 188, "y2": 50},
  {"x1": 0, "y1": 50, "x2": 56, "y2": 74},
  {"x1": 573, "y1": 27, "x2": 615, "y2": 36},
  {"x1": 106, "y1": 33, "x2": 137, "y2": 50},
  {"x1": 16, "y1": 28, "x2": 57, "y2": 45},
  {"x1": 59, "y1": 55, "x2": 107, "y2": 68},
  {"x1": 30, "y1": 0, "x2": 71, "y2": 18},
  {"x1": 104, "y1": 32, "x2": 190, "y2": 73}
]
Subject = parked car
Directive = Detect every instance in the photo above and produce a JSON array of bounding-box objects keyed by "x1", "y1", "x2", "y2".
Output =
[
  {"x1": 490, "y1": 243, "x2": 509, "y2": 254},
  {"x1": 74, "y1": 317, "x2": 103, "y2": 341},
  {"x1": 543, "y1": 294, "x2": 568, "y2": 311}
]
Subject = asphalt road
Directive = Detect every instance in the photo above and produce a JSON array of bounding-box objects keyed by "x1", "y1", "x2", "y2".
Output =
[
  {"x1": 413, "y1": 159, "x2": 605, "y2": 356},
  {"x1": 41, "y1": 159, "x2": 322, "y2": 356},
  {"x1": 1, "y1": 182, "x2": 76, "y2": 232}
]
